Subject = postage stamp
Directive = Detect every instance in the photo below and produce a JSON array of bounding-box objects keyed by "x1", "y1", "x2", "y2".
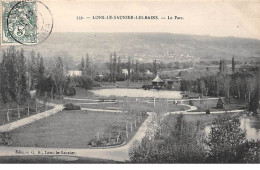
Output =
[{"x1": 1, "y1": 0, "x2": 53, "y2": 45}]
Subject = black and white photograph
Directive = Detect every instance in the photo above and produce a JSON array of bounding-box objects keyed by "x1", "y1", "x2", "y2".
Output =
[{"x1": 0, "y1": 0, "x2": 259, "y2": 164}]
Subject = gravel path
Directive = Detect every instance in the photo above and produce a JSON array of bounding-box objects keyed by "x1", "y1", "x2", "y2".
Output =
[{"x1": 0, "y1": 104, "x2": 64, "y2": 133}]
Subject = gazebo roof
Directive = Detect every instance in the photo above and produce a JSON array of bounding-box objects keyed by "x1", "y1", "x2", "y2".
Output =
[{"x1": 152, "y1": 74, "x2": 164, "y2": 82}]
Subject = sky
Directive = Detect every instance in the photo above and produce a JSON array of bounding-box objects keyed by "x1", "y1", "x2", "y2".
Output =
[{"x1": 25, "y1": 0, "x2": 260, "y2": 39}]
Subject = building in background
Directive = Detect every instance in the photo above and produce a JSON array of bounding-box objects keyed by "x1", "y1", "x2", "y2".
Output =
[{"x1": 67, "y1": 70, "x2": 82, "y2": 77}]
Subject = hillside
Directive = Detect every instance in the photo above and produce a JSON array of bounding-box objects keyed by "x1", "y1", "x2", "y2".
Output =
[{"x1": 1, "y1": 33, "x2": 260, "y2": 62}]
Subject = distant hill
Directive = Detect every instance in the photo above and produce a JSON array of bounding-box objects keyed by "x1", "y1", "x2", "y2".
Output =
[{"x1": 1, "y1": 33, "x2": 260, "y2": 62}]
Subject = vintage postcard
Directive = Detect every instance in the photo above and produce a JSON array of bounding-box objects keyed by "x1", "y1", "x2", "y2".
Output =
[{"x1": 0, "y1": 0, "x2": 259, "y2": 164}]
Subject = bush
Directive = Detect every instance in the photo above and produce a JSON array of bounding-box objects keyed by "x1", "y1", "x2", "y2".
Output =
[
  {"x1": 189, "y1": 100, "x2": 194, "y2": 106},
  {"x1": 0, "y1": 132, "x2": 12, "y2": 146},
  {"x1": 64, "y1": 86, "x2": 76, "y2": 96},
  {"x1": 74, "y1": 75, "x2": 94, "y2": 90},
  {"x1": 216, "y1": 98, "x2": 224, "y2": 109},
  {"x1": 82, "y1": 76, "x2": 93, "y2": 90},
  {"x1": 88, "y1": 137, "x2": 123, "y2": 147},
  {"x1": 63, "y1": 103, "x2": 81, "y2": 110},
  {"x1": 92, "y1": 81, "x2": 102, "y2": 87}
]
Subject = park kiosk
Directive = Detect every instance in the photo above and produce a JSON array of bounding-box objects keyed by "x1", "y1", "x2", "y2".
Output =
[{"x1": 152, "y1": 74, "x2": 165, "y2": 88}]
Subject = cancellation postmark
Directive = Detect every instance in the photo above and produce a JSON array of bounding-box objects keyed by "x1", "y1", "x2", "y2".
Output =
[{"x1": 1, "y1": 0, "x2": 53, "y2": 45}]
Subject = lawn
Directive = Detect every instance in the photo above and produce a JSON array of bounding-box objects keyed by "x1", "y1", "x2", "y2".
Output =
[
  {"x1": 163, "y1": 111, "x2": 241, "y2": 132},
  {"x1": 6, "y1": 110, "x2": 147, "y2": 148},
  {"x1": 0, "y1": 101, "x2": 53, "y2": 125},
  {"x1": 102, "y1": 81, "x2": 145, "y2": 89},
  {"x1": 66, "y1": 88, "x2": 97, "y2": 99},
  {"x1": 184, "y1": 98, "x2": 247, "y2": 112},
  {"x1": 64, "y1": 99, "x2": 190, "y2": 113}
]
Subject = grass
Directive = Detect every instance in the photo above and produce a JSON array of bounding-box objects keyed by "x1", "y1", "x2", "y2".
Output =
[
  {"x1": 67, "y1": 88, "x2": 97, "y2": 99},
  {"x1": 164, "y1": 111, "x2": 241, "y2": 130},
  {"x1": 69, "y1": 100, "x2": 189, "y2": 112},
  {"x1": 63, "y1": 87, "x2": 189, "y2": 113},
  {"x1": 102, "y1": 81, "x2": 145, "y2": 89},
  {"x1": 0, "y1": 101, "x2": 53, "y2": 125},
  {"x1": 1, "y1": 87, "x2": 187, "y2": 149},
  {"x1": 184, "y1": 98, "x2": 247, "y2": 112},
  {"x1": 6, "y1": 110, "x2": 147, "y2": 148}
]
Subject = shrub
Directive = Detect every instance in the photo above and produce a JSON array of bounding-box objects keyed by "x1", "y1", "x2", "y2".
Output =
[
  {"x1": 0, "y1": 132, "x2": 12, "y2": 145},
  {"x1": 74, "y1": 75, "x2": 94, "y2": 90},
  {"x1": 63, "y1": 103, "x2": 81, "y2": 110},
  {"x1": 82, "y1": 76, "x2": 93, "y2": 90},
  {"x1": 64, "y1": 86, "x2": 76, "y2": 96},
  {"x1": 92, "y1": 81, "x2": 101, "y2": 87},
  {"x1": 216, "y1": 98, "x2": 224, "y2": 109}
]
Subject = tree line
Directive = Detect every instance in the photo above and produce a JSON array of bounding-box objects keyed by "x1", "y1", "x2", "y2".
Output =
[
  {"x1": 101, "y1": 52, "x2": 193, "y2": 82},
  {"x1": 180, "y1": 58, "x2": 260, "y2": 113},
  {"x1": 0, "y1": 47, "x2": 28, "y2": 107},
  {"x1": 0, "y1": 46, "x2": 75, "y2": 105}
]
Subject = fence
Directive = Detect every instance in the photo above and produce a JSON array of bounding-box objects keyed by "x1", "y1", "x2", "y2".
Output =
[{"x1": 0, "y1": 102, "x2": 48, "y2": 125}]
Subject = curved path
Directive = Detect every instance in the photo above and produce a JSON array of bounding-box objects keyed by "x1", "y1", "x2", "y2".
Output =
[
  {"x1": 0, "y1": 112, "x2": 154, "y2": 162},
  {"x1": 0, "y1": 98, "x2": 244, "y2": 162},
  {"x1": 165, "y1": 102, "x2": 244, "y2": 116}
]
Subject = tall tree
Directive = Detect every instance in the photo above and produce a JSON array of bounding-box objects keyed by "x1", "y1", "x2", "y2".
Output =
[
  {"x1": 0, "y1": 47, "x2": 29, "y2": 118},
  {"x1": 232, "y1": 56, "x2": 235, "y2": 73},
  {"x1": 6, "y1": 46, "x2": 17, "y2": 100},
  {"x1": 53, "y1": 57, "x2": 65, "y2": 98},
  {"x1": 113, "y1": 52, "x2": 117, "y2": 83},
  {"x1": 219, "y1": 59, "x2": 227, "y2": 74},
  {"x1": 153, "y1": 59, "x2": 157, "y2": 75},
  {"x1": 109, "y1": 53, "x2": 112, "y2": 82},
  {"x1": 135, "y1": 59, "x2": 139, "y2": 81},
  {"x1": 249, "y1": 66, "x2": 260, "y2": 113},
  {"x1": 28, "y1": 50, "x2": 39, "y2": 90},
  {"x1": 198, "y1": 79, "x2": 206, "y2": 96},
  {"x1": 16, "y1": 48, "x2": 28, "y2": 117},
  {"x1": 116, "y1": 55, "x2": 122, "y2": 81},
  {"x1": 81, "y1": 56, "x2": 85, "y2": 75},
  {"x1": 224, "y1": 75, "x2": 231, "y2": 99},
  {"x1": 0, "y1": 51, "x2": 9, "y2": 103},
  {"x1": 219, "y1": 60, "x2": 223, "y2": 73},
  {"x1": 126, "y1": 56, "x2": 131, "y2": 87},
  {"x1": 36, "y1": 56, "x2": 45, "y2": 96},
  {"x1": 117, "y1": 56, "x2": 121, "y2": 74},
  {"x1": 223, "y1": 60, "x2": 228, "y2": 73},
  {"x1": 85, "y1": 53, "x2": 90, "y2": 76}
]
